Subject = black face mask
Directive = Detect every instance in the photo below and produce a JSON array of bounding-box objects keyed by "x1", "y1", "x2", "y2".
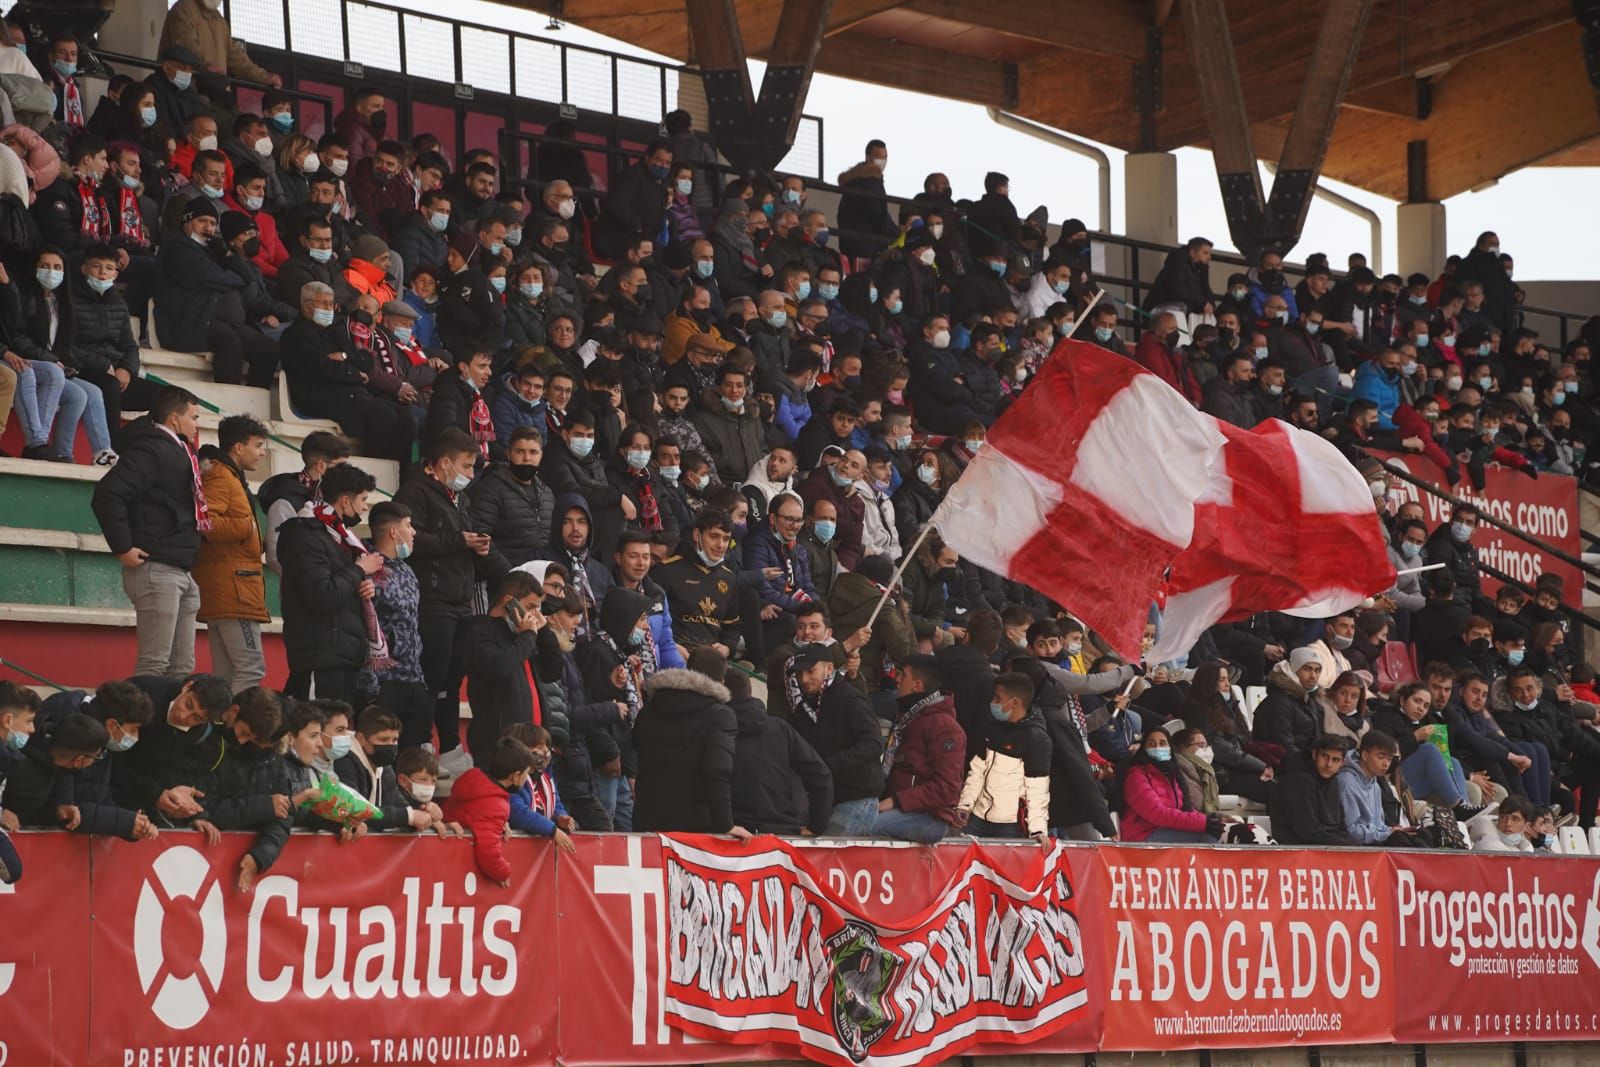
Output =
[
  {"x1": 312, "y1": 202, "x2": 333, "y2": 217},
  {"x1": 1165, "y1": 329, "x2": 1181, "y2": 347},
  {"x1": 351, "y1": 309, "x2": 373, "y2": 326},
  {"x1": 633, "y1": 284, "x2": 652, "y2": 304},
  {"x1": 938, "y1": 565, "x2": 961, "y2": 583},
  {"x1": 1217, "y1": 327, "x2": 1236, "y2": 348},
  {"x1": 509, "y1": 462, "x2": 539, "y2": 482},
  {"x1": 237, "y1": 742, "x2": 271, "y2": 761},
  {"x1": 690, "y1": 307, "x2": 713, "y2": 327},
  {"x1": 369, "y1": 109, "x2": 387, "y2": 136},
  {"x1": 240, "y1": 236, "x2": 261, "y2": 258},
  {"x1": 1260, "y1": 269, "x2": 1285, "y2": 289},
  {"x1": 369, "y1": 743, "x2": 399, "y2": 767},
  {"x1": 338, "y1": 510, "x2": 363, "y2": 528}
]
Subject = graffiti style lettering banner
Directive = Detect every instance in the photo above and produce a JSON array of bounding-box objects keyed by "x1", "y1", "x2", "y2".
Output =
[
  {"x1": 1390, "y1": 851, "x2": 1600, "y2": 1043},
  {"x1": 1095, "y1": 846, "x2": 1393, "y2": 1050},
  {"x1": 658, "y1": 834, "x2": 1093, "y2": 1066}
]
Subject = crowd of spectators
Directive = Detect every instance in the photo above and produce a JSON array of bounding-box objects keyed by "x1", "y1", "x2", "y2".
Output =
[{"x1": 0, "y1": 11, "x2": 1597, "y2": 888}]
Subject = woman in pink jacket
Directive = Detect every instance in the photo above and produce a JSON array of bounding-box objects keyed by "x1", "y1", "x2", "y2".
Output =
[
  {"x1": 0, "y1": 125, "x2": 59, "y2": 201},
  {"x1": 1120, "y1": 728, "x2": 1223, "y2": 844}
]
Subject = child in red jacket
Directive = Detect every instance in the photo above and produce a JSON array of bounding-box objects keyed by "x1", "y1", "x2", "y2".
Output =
[{"x1": 441, "y1": 737, "x2": 536, "y2": 887}]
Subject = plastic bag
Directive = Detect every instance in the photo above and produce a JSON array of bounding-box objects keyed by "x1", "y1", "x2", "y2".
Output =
[
  {"x1": 300, "y1": 774, "x2": 380, "y2": 824},
  {"x1": 1425, "y1": 723, "x2": 1453, "y2": 773}
]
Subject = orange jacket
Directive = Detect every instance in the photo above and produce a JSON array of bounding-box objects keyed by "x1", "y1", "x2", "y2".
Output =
[
  {"x1": 345, "y1": 258, "x2": 396, "y2": 305},
  {"x1": 195, "y1": 458, "x2": 270, "y2": 622}
]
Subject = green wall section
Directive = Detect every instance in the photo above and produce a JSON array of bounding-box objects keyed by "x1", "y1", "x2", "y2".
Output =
[
  {"x1": 0, "y1": 473, "x2": 102, "y2": 534},
  {"x1": 0, "y1": 545, "x2": 281, "y2": 614}
]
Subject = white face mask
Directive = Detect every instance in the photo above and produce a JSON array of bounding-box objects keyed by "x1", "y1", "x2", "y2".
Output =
[
  {"x1": 328, "y1": 157, "x2": 348, "y2": 177},
  {"x1": 410, "y1": 782, "x2": 436, "y2": 803},
  {"x1": 930, "y1": 329, "x2": 950, "y2": 350},
  {"x1": 196, "y1": 134, "x2": 218, "y2": 152}
]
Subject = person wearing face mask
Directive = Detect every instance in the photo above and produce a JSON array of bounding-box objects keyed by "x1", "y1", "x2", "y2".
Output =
[
  {"x1": 1133, "y1": 310, "x2": 1204, "y2": 407},
  {"x1": 276, "y1": 212, "x2": 356, "y2": 307},
  {"x1": 223, "y1": 163, "x2": 288, "y2": 277},
  {"x1": 1499, "y1": 667, "x2": 1600, "y2": 827},
  {"x1": 1305, "y1": 611, "x2": 1359, "y2": 689},
  {"x1": 898, "y1": 535, "x2": 961, "y2": 649},
  {"x1": 141, "y1": 45, "x2": 202, "y2": 140},
  {"x1": 18, "y1": 681, "x2": 145, "y2": 842},
  {"x1": 435, "y1": 230, "x2": 505, "y2": 362},
  {"x1": 332, "y1": 86, "x2": 385, "y2": 165},
  {"x1": 390, "y1": 189, "x2": 453, "y2": 290},
  {"x1": 193, "y1": 689, "x2": 308, "y2": 883},
  {"x1": 33, "y1": 132, "x2": 114, "y2": 259},
  {"x1": 1120, "y1": 727, "x2": 1227, "y2": 842},
  {"x1": 192, "y1": 415, "x2": 272, "y2": 695},
  {"x1": 594, "y1": 139, "x2": 672, "y2": 260},
  {"x1": 1424, "y1": 502, "x2": 1483, "y2": 611},
  {"x1": 331, "y1": 705, "x2": 433, "y2": 833},
  {"x1": 0, "y1": 711, "x2": 134, "y2": 843},
  {"x1": 159, "y1": 0, "x2": 281, "y2": 91},
  {"x1": 799, "y1": 447, "x2": 869, "y2": 569},
  {"x1": 1142, "y1": 236, "x2": 1216, "y2": 323},
  {"x1": 655, "y1": 509, "x2": 747, "y2": 660},
  {"x1": 905, "y1": 312, "x2": 982, "y2": 435},
  {"x1": 275, "y1": 461, "x2": 385, "y2": 704},
  {"x1": 1246, "y1": 249, "x2": 1298, "y2": 323},
  {"x1": 1454, "y1": 231, "x2": 1516, "y2": 338},
  {"x1": 356, "y1": 501, "x2": 431, "y2": 748},
  {"x1": 836, "y1": 138, "x2": 896, "y2": 263},
  {"x1": 694, "y1": 364, "x2": 767, "y2": 484},
  {"x1": 349, "y1": 139, "x2": 412, "y2": 244},
  {"x1": 456, "y1": 569, "x2": 557, "y2": 761}
]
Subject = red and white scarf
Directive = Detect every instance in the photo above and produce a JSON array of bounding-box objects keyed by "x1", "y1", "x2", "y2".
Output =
[
  {"x1": 157, "y1": 424, "x2": 211, "y2": 533},
  {"x1": 77, "y1": 179, "x2": 108, "y2": 242},
  {"x1": 301, "y1": 500, "x2": 395, "y2": 672},
  {"x1": 54, "y1": 72, "x2": 83, "y2": 128},
  {"x1": 114, "y1": 183, "x2": 148, "y2": 248},
  {"x1": 468, "y1": 389, "x2": 493, "y2": 460}
]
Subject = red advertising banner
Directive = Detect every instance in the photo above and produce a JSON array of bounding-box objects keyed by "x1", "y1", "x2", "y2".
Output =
[
  {"x1": 658, "y1": 835, "x2": 1093, "y2": 1067},
  {"x1": 1094, "y1": 845, "x2": 1393, "y2": 1050},
  {"x1": 2, "y1": 832, "x2": 91, "y2": 1067},
  {"x1": 86, "y1": 832, "x2": 559, "y2": 1067},
  {"x1": 1382, "y1": 452, "x2": 1581, "y2": 607},
  {"x1": 5, "y1": 829, "x2": 1600, "y2": 1065},
  {"x1": 1390, "y1": 850, "x2": 1600, "y2": 1044}
]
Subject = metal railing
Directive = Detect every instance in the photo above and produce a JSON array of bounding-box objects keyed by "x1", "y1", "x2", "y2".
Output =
[
  {"x1": 222, "y1": 0, "x2": 823, "y2": 180},
  {"x1": 91, "y1": 47, "x2": 335, "y2": 132}
]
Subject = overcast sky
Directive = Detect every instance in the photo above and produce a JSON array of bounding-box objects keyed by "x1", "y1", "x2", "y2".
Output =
[{"x1": 403, "y1": 0, "x2": 1600, "y2": 286}]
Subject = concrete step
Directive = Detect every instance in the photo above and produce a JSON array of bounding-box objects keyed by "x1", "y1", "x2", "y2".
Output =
[{"x1": 140, "y1": 347, "x2": 212, "y2": 382}]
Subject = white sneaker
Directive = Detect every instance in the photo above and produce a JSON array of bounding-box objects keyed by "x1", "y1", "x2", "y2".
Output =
[
  {"x1": 93, "y1": 449, "x2": 118, "y2": 466},
  {"x1": 438, "y1": 747, "x2": 474, "y2": 780}
]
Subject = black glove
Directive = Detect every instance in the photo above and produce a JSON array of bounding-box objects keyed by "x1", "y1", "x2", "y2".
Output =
[
  {"x1": 1520, "y1": 464, "x2": 1539, "y2": 480},
  {"x1": 1205, "y1": 813, "x2": 1226, "y2": 837}
]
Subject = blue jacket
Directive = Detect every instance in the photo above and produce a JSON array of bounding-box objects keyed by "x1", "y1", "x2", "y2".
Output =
[
  {"x1": 1248, "y1": 280, "x2": 1298, "y2": 324},
  {"x1": 490, "y1": 377, "x2": 547, "y2": 449},
  {"x1": 1351, "y1": 362, "x2": 1402, "y2": 429},
  {"x1": 619, "y1": 575, "x2": 687, "y2": 670},
  {"x1": 1335, "y1": 762, "x2": 1388, "y2": 845},
  {"x1": 743, "y1": 524, "x2": 816, "y2": 612},
  {"x1": 774, "y1": 390, "x2": 812, "y2": 444},
  {"x1": 507, "y1": 769, "x2": 568, "y2": 836},
  {"x1": 402, "y1": 290, "x2": 441, "y2": 348}
]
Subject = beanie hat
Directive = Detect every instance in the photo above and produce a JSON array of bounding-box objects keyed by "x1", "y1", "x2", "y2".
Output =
[{"x1": 1288, "y1": 647, "x2": 1320, "y2": 672}]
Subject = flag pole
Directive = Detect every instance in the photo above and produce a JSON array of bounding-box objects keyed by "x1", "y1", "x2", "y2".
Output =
[
  {"x1": 1393, "y1": 563, "x2": 1446, "y2": 577},
  {"x1": 861, "y1": 288, "x2": 1111, "y2": 633}
]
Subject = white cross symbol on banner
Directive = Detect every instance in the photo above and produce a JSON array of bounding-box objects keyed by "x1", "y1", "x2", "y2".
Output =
[{"x1": 594, "y1": 836, "x2": 678, "y2": 1046}]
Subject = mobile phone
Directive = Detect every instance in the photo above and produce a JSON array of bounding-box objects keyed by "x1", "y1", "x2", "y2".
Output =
[{"x1": 507, "y1": 600, "x2": 525, "y2": 624}]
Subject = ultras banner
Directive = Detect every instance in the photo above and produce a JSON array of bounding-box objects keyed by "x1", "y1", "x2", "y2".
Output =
[
  {"x1": 2, "y1": 830, "x2": 1600, "y2": 1067},
  {"x1": 657, "y1": 834, "x2": 1096, "y2": 1067}
]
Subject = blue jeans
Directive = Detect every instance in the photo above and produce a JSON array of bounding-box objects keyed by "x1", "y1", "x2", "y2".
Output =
[
  {"x1": 870, "y1": 807, "x2": 948, "y2": 844},
  {"x1": 1146, "y1": 828, "x2": 1215, "y2": 844},
  {"x1": 825, "y1": 797, "x2": 879, "y2": 836},
  {"x1": 52, "y1": 377, "x2": 110, "y2": 456},
  {"x1": 1402, "y1": 744, "x2": 1467, "y2": 807},
  {"x1": 12, "y1": 359, "x2": 64, "y2": 446},
  {"x1": 595, "y1": 772, "x2": 634, "y2": 832},
  {"x1": 1511, "y1": 740, "x2": 1552, "y2": 805}
]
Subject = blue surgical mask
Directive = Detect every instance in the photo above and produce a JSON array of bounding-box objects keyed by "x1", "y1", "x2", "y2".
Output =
[
  {"x1": 449, "y1": 472, "x2": 472, "y2": 491},
  {"x1": 393, "y1": 325, "x2": 413, "y2": 345},
  {"x1": 140, "y1": 106, "x2": 158, "y2": 128},
  {"x1": 86, "y1": 275, "x2": 115, "y2": 295},
  {"x1": 818, "y1": 282, "x2": 839, "y2": 301},
  {"x1": 917, "y1": 464, "x2": 937, "y2": 485},
  {"x1": 1400, "y1": 541, "x2": 1422, "y2": 560},
  {"x1": 629, "y1": 628, "x2": 647, "y2": 647},
  {"x1": 830, "y1": 466, "x2": 854, "y2": 487},
  {"x1": 989, "y1": 701, "x2": 1009, "y2": 722},
  {"x1": 657, "y1": 465, "x2": 680, "y2": 483},
  {"x1": 813, "y1": 228, "x2": 829, "y2": 246},
  {"x1": 1094, "y1": 326, "x2": 1114, "y2": 342},
  {"x1": 312, "y1": 307, "x2": 335, "y2": 327},
  {"x1": 53, "y1": 59, "x2": 76, "y2": 78},
  {"x1": 888, "y1": 298, "x2": 903, "y2": 315},
  {"x1": 1508, "y1": 648, "x2": 1526, "y2": 666},
  {"x1": 625, "y1": 449, "x2": 650, "y2": 470},
  {"x1": 396, "y1": 540, "x2": 413, "y2": 561},
  {"x1": 429, "y1": 211, "x2": 449, "y2": 233},
  {"x1": 309, "y1": 247, "x2": 334, "y2": 264},
  {"x1": 648, "y1": 163, "x2": 669, "y2": 181},
  {"x1": 868, "y1": 285, "x2": 878, "y2": 303},
  {"x1": 1478, "y1": 343, "x2": 1492, "y2": 357},
  {"x1": 783, "y1": 188, "x2": 801, "y2": 204},
  {"x1": 812, "y1": 519, "x2": 836, "y2": 543},
  {"x1": 795, "y1": 281, "x2": 811, "y2": 301},
  {"x1": 1565, "y1": 381, "x2": 1580, "y2": 394},
  {"x1": 963, "y1": 438, "x2": 983, "y2": 453},
  {"x1": 765, "y1": 309, "x2": 787, "y2": 329},
  {"x1": 521, "y1": 282, "x2": 543, "y2": 300},
  {"x1": 695, "y1": 548, "x2": 723, "y2": 567},
  {"x1": 122, "y1": 173, "x2": 140, "y2": 189},
  {"x1": 1554, "y1": 392, "x2": 1566, "y2": 407},
  {"x1": 987, "y1": 259, "x2": 1006, "y2": 276},
  {"x1": 1415, "y1": 333, "x2": 1429, "y2": 347},
  {"x1": 171, "y1": 69, "x2": 193, "y2": 91},
  {"x1": 4, "y1": 730, "x2": 28, "y2": 751},
  {"x1": 695, "y1": 259, "x2": 715, "y2": 279},
  {"x1": 271, "y1": 111, "x2": 294, "y2": 131},
  {"x1": 1052, "y1": 279, "x2": 1070, "y2": 295},
  {"x1": 1479, "y1": 376, "x2": 1492, "y2": 391},
  {"x1": 35, "y1": 267, "x2": 63, "y2": 290},
  {"x1": 569, "y1": 436, "x2": 595, "y2": 459},
  {"x1": 1450, "y1": 521, "x2": 1474, "y2": 543},
  {"x1": 1148, "y1": 747, "x2": 1172, "y2": 763},
  {"x1": 106, "y1": 731, "x2": 137, "y2": 753},
  {"x1": 675, "y1": 178, "x2": 692, "y2": 196},
  {"x1": 505, "y1": 228, "x2": 522, "y2": 247},
  {"x1": 329, "y1": 734, "x2": 353, "y2": 759},
  {"x1": 489, "y1": 276, "x2": 506, "y2": 293},
  {"x1": 487, "y1": 243, "x2": 504, "y2": 257}
]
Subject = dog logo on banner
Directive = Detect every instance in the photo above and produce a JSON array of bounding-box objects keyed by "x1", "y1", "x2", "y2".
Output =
[{"x1": 826, "y1": 922, "x2": 900, "y2": 1061}]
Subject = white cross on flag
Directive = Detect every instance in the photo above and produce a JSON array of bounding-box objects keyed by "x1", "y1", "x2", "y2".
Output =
[
  {"x1": 933, "y1": 337, "x2": 1395, "y2": 662},
  {"x1": 931, "y1": 338, "x2": 1228, "y2": 658},
  {"x1": 1143, "y1": 416, "x2": 1396, "y2": 664}
]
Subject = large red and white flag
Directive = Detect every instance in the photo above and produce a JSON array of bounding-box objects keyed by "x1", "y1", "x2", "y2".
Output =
[
  {"x1": 932, "y1": 338, "x2": 1227, "y2": 658},
  {"x1": 1143, "y1": 417, "x2": 1397, "y2": 664}
]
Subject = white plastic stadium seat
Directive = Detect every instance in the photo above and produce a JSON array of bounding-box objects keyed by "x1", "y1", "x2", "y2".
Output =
[
  {"x1": 1589, "y1": 826, "x2": 1600, "y2": 855},
  {"x1": 1559, "y1": 827, "x2": 1590, "y2": 855}
]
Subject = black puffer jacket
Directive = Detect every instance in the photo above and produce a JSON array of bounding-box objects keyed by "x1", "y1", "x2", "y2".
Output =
[
  {"x1": 467, "y1": 464, "x2": 555, "y2": 568},
  {"x1": 276, "y1": 515, "x2": 368, "y2": 672},
  {"x1": 1251, "y1": 661, "x2": 1321, "y2": 763},
  {"x1": 731, "y1": 694, "x2": 833, "y2": 834},
  {"x1": 1270, "y1": 750, "x2": 1353, "y2": 846},
  {"x1": 790, "y1": 673, "x2": 884, "y2": 804},
  {"x1": 201, "y1": 745, "x2": 294, "y2": 871},
  {"x1": 154, "y1": 233, "x2": 250, "y2": 352},
  {"x1": 392, "y1": 469, "x2": 508, "y2": 618},
  {"x1": 631, "y1": 669, "x2": 739, "y2": 833},
  {"x1": 70, "y1": 274, "x2": 140, "y2": 377},
  {"x1": 91, "y1": 417, "x2": 205, "y2": 568}
]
